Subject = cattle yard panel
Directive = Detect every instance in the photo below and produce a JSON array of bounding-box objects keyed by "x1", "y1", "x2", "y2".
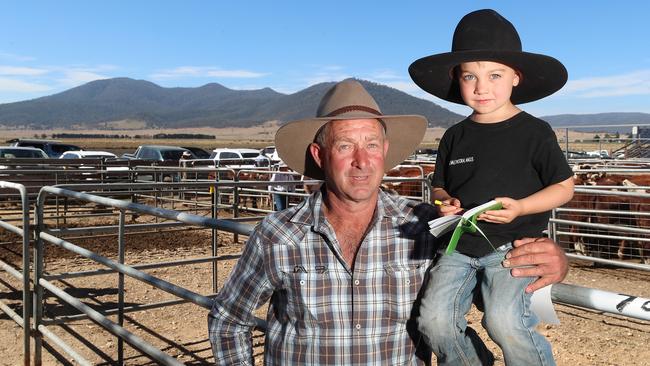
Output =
[
  {"x1": 236, "y1": 168, "x2": 306, "y2": 212},
  {"x1": 551, "y1": 184, "x2": 650, "y2": 268},
  {"x1": 0, "y1": 181, "x2": 30, "y2": 366},
  {"x1": 1, "y1": 162, "x2": 320, "y2": 247},
  {"x1": 1, "y1": 160, "x2": 429, "y2": 217},
  {"x1": 30, "y1": 184, "x2": 260, "y2": 365},
  {"x1": 0, "y1": 179, "x2": 272, "y2": 364},
  {"x1": 382, "y1": 164, "x2": 433, "y2": 202}
]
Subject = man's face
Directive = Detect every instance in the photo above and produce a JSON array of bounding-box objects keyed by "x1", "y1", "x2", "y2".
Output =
[
  {"x1": 457, "y1": 61, "x2": 520, "y2": 123},
  {"x1": 310, "y1": 119, "x2": 389, "y2": 204}
]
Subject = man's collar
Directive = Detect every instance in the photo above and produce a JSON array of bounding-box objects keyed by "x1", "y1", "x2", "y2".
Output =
[
  {"x1": 378, "y1": 189, "x2": 407, "y2": 220},
  {"x1": 289, "y1": 189, "x2": 406, "y2": 227}
]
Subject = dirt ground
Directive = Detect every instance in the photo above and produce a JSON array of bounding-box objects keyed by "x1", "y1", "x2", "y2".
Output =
[{"x1": 1, "y1": 218, "x2": 649, "y2": 365}]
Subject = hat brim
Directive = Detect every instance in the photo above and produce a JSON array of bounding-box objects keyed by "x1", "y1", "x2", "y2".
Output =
[
  {"x1": 409, "y1": 50, "x2": 567, "y2": 104},
  {"x1": 275, "y1": 112, "x2": 427, "y2": 180}
]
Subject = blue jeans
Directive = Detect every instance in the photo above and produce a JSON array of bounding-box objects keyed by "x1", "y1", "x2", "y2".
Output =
[
  {"x1": 273, "y1": 193, "x2": 288, "y2": 211},
  {"x1": 417, "y1": 244, "x2": 555, "y2": 366}
]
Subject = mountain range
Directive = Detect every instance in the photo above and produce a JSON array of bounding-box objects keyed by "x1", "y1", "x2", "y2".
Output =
[
  {"x1": 0, "y1": 77, "x2": 648, "y2": 130},
  {"x1": 0, "y1": 78, "x2": 463, "y2": 129}
]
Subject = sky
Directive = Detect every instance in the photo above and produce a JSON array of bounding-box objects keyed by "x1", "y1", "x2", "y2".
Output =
[{"x1": 1, "y1": 1, "x2": 649, "y2": 117}]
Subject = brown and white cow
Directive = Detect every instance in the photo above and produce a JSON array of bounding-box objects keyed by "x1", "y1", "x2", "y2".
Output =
[
  {"x1": 565, "y1": 170, "x2": 650, "y2": 264},
  {"x1": 381, "y1": 164, "x2": 435, "y2": 199}
]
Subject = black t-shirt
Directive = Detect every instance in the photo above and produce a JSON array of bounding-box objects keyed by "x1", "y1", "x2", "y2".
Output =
[{"x1": 431, "y1": 112, "x2": 573, "y2": 257}]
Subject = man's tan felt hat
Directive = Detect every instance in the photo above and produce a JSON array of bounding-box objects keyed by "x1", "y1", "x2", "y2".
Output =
[{"x1": 275, "y1": 79, "x2": 427, "y2": 180}]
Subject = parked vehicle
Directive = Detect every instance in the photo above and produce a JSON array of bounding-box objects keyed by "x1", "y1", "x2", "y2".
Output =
[
  {"x1": 59, "y1": 150, "x2": 117, "y2": 159},
  {"x1": 256, "y1": 145, "x2": 281, "y2": 166},
  {"x1": 181, "y1": 146, "x2": 211, "y2": 159},
  {"x1": 260, "y1": 146, "x2": 276, "y2": 157},
  {"x1": 121, "y1": 145, "x2": 194, "y2": 182},
  {"x1": 0, "y1": 146, "x2": 49, "y2": 159},
  {"x1": 56, "y1": 150, "x2": 127, "y2": 181},
  {"x1": 586, "y1": 149, "x2": 611, "y2": 159},
  {"x1": 123, "y1": 145, "x2": 194, "y2": 161},
  {"x1": 0, "y1": 146, "x2": 50, "y2": 173},
  {"x1": 566, "y1": 151, "x2": 592, "y2": 159},
  {"x1": 410, "y1": 148, "x2": 437, "y2": 161},
  {"x1": 209, "y1": 148, "x2": 260, "y2": 168},
  {"x1": 6, "y1": 138, "x2": 82, "y2": 158}
]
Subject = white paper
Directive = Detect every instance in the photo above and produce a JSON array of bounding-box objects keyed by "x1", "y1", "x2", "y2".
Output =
[
  {"x1": 530, "y1": 285, "x2": 560, "y2": 324},
  {"x1": 427, "y1": 199, "x2": 500, "y2": 237},
  {"x1": 428, "y1": 215, "x2": 461, "y2": 237},
  {"x1": 462, "y1": 199, "x2": 500, "y2": 218}
]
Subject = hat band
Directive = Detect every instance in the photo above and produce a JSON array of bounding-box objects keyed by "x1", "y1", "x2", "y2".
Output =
[{"x1": 325, "y1": 105, "x2": 382, "y2": 117}]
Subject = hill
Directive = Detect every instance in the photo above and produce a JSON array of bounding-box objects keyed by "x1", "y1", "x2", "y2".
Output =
[{"x1": 0, "y1": 78, "x2": 464, "y2": 129}]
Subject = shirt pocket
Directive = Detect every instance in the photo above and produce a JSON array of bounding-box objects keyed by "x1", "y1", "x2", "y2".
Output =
[
  {"x1": 384, "y1": 262, "x2": 428, "y2": 323},
  {"x1": 281, "y1": 269, "x2": 344, "y2": 329}
]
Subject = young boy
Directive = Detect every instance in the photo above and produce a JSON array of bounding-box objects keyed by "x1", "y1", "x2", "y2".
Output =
[{"x1": 409, "y1": 9, "x2": 574, "y2": 366}]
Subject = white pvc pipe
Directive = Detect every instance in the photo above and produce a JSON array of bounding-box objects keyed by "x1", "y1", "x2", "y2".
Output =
[{"x1": 552, "y1": 283, "x2": 650, "y2": 321}]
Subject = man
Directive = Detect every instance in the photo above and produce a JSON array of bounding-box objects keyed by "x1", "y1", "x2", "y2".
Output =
[
  {"x1": 268, "y1": 163, "x2": 296, "y2": 211},
  {"x1": 208, "y1": 79, "x2": 568, "y2": 365}
]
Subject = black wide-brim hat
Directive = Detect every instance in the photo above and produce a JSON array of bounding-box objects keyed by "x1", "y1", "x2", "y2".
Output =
[{"x1": 409, "y1": 9, "x2": 568, "y2": 105}]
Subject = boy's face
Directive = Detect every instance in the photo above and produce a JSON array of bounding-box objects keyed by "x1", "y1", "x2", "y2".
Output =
[{"x1": 457, "y1": 61, "x2": 520, "y2": 123}]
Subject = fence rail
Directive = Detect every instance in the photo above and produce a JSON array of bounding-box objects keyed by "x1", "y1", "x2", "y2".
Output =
[
  {"x1": 0, "y1": 181, "x2": 30, "y2": 366},
  {"x1": 29, "y1": 184, "x2": 258, "y2": 365}
]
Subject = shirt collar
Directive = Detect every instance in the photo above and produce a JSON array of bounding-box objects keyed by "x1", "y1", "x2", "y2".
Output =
[{"x1": 289, "y1": 189, "x2": 407, "y2": 229}]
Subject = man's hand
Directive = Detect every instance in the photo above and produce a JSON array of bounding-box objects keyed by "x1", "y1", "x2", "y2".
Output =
[{"x1": 502, "y1": 237, "x2": 568, "y2": 293}]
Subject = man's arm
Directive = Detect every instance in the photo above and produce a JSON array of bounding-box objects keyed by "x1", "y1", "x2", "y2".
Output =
[
  {"x1": 208, "y1": 232, "x2": 272, "y2": 365},
  {"x1": 502, "y1": 237, "x2": 569, "y2": 293}
]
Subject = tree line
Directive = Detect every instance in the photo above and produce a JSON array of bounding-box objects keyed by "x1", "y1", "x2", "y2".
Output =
[{"x1": 45, "y1": 133, "x2": 216, "y2": 139}]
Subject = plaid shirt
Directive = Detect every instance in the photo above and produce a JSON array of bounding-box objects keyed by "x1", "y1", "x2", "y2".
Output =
[{"x1": 208, "y1": 190, "x2": 438, "y2": 365}]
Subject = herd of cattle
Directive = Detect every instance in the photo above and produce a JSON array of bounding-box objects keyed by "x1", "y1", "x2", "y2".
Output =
[{"x1": 564, "y1": 164, "x2": 650, "y2": 264}]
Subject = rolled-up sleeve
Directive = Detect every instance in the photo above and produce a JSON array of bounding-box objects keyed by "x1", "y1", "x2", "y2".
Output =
[{"x1": 208, "y1": 230, "x2": 272, "y2": 365}]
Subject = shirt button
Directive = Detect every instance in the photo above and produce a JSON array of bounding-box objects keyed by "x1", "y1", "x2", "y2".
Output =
[
  {"x1": 355, "y1": 324, "x2": 361, "y2": 330},
  {"x1": 405, "y1": 279, "x2": 410, "y2": 285},
  {"x1": 354, "y1": 280, "x2": 360, "y2": 286},
  {"x1": 299, "y1": 280, "x2": 305, "y2": 285}
]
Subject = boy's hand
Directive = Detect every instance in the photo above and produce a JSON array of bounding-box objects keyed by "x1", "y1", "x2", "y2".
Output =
[
  {"x1": 438, "y1": 198, "x2": 463, "y2": 216},
  {"x1": 478, "y1": 197, "x2": 522, "y2": 223}
]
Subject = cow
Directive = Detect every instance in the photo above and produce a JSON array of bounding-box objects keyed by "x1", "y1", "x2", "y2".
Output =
[
  {"x1": 558, "y1": 186, "x2": 597, "y2": 258},
  {"x1": 618, "y1": 179, "x2": 650, "y2": 264},
  {"x1": 564, "y1": 170, "x2": 650, "y2": 264},
  {"x1": 381, "y1": 164, "x2": 435, "y2": 199},
  {"x1": 630, "y1": 199, "x2": 650, "y2": 265}
]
